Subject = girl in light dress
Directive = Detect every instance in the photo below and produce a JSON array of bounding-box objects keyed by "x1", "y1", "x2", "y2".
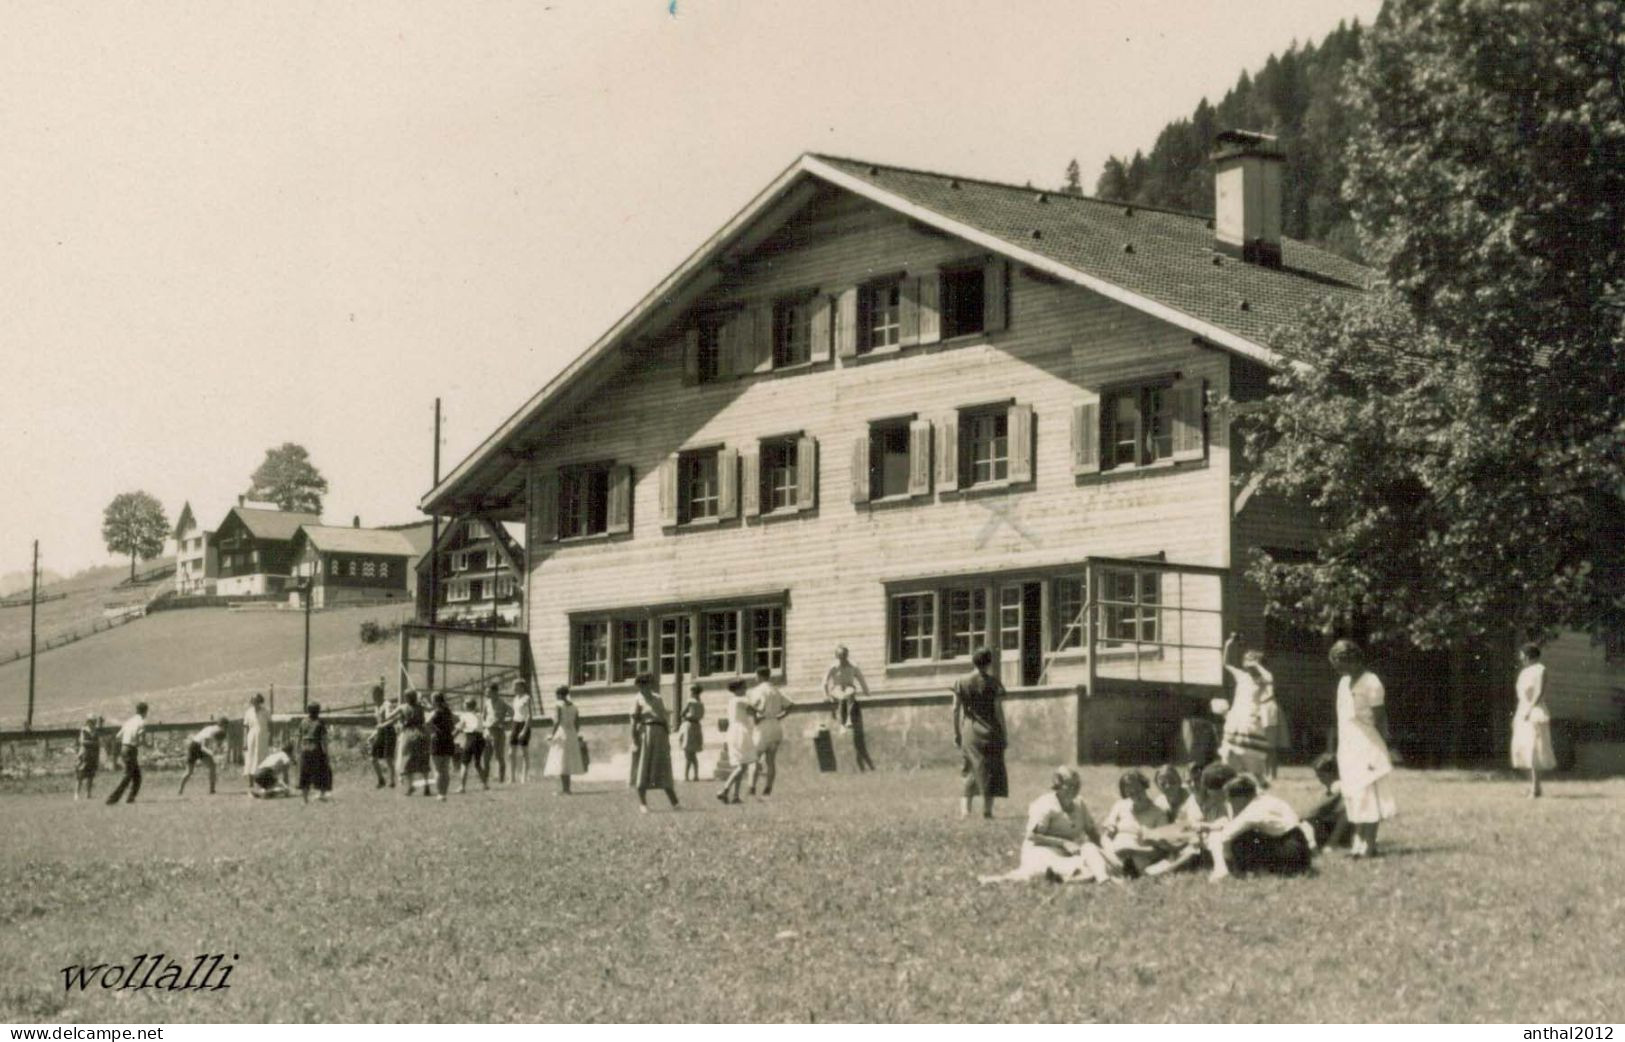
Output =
[
  {"x1": 1100, "y1": 770, "x2": 1178, "y2": 876},
  {"x1": 979, "y1": 766, "x2": 1114, "y2": 885},
  {"x1": 1511, "y1": 643, "x2": 1556, "y2": 797},
  {"x1": 677, "y1": 684, "x2": 705, "y2": 782},
  {"x1": 544, "y1": 685, "x2": 586, "y2": 794},
  {"x1": 715, "y1": 679, "x2": 756, "y2": 805},
  {"x1": 242, "y1": 693, "x2": 271, "y2": 789},
  {"x1": 1329, "y1": 639, "x2": 1396, "y2": 858}
]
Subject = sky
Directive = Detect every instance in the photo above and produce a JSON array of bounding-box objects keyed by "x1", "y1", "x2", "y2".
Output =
[{"x1": 0, "y1": 0, "x2": 1382, "y2": 582}]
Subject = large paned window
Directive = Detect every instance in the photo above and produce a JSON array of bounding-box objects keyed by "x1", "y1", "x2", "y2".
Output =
[
  {"x1": 752, "y1": 606, "x2": 784, "y2": 673},
  {"x1": 574, "y1": 621, "x2": 610, "y2": 684},
  {"x1": 869, "y1": 421, "x2": 913, "y2": 500},
  {"x1": 944, "y1": 587, "x2": 988, "y2": 660},
  {"x1": 889, "y1": 592, "x2": 937, "y2": 663},
  {"x1": 858, "y1": 279, "x2": 902, "y2": 352},
  {"x1": 702, "y1": 609, "x2": 740, "y2": 676},
  {"x1": 761, "y1": 437, "x2": 799, "y2": 512},
  {"x1": 1102, "y1": 568, "x2": 1160, "y2": 644},
  {"x1": 963, "y1": 410, "x2": 1010, "y2": 486},
  {"x1": 773, "y1": 297, "x2": 812, "y2": 368},
  {"x1": 560, "y1": 463, "x2": 611, "y2": 539},
  {"x1": 680, "y1": 450, "x2": 720, "y2": 523},
  {"x1": 1104, "y1": 385, "x2": 1175, "y2": 469},
  {"x1": 617, "y1": 619, "x2": 651, "y2": 681}
]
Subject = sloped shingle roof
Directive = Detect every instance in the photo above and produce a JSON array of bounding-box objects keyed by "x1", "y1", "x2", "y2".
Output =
[
  {"x1": 812, "y1": 154, "x2": 1372, "y2": 350},
  {"x1": 231, "y1": 507, "x2": 321, "y2": 542},
  {"x1": 295, "y1": 525, "x2": 417, "y2": 557}
]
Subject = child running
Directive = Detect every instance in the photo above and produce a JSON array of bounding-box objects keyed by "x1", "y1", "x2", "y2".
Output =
[{"x1": 178, "y1": 716, "x2": 229, "y2": 796}]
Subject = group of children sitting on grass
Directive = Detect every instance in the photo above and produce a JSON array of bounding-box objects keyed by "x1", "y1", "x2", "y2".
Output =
[{"x1": 980, "y1": 754, "x2": 1350, "y2": 886}]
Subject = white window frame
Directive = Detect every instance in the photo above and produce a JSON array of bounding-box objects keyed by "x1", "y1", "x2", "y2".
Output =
[{"x1": 889, "y1": 591, "x2": 938, "y2": 664}]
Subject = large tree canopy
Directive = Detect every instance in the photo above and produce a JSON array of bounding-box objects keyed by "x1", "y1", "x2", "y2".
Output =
[
  {"x1": 1244, "y1": 0, "x2": 1624, "y2": 650},
  {"x1": 247, "y1": 443, "x2": 329, "y2": 515},
  {"x1": 102, "y1": 491, "x2": 168, "y2": 582}
]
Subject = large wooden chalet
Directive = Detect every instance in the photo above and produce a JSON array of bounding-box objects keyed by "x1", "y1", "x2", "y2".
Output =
[
  {"x1": 419, "y1": 139, "x2": 1621, "y2": 765},
  {"x1": 213, "y1": 502, "x2": 321, "y2": 597}
]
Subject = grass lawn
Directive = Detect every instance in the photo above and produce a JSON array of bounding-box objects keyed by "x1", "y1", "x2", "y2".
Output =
[
  {"x1": 0, "y1": 603, "x2": 411, "y2": 729},
  {"x1": 1, "y1": 763, "x2": 1621, "y2": 1023}
]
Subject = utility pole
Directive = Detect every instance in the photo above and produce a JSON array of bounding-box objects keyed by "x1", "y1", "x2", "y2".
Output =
[
  {"x1": 427, "y1": 398, "x2": 442, "y2": 692},
  {"x1": 26, "y1": 540, "x2": 38, "y2": 732},
  {"x1": 301, "y1": 577, "x2": 313, "y2": 710}
]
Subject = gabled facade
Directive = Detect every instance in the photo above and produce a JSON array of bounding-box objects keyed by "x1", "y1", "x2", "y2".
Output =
[
  {"x1": 415, "y1": 516, "x2": 525, "y2": 627},
  {"x1": 213, "y1": 504, "x2": 322, "y2": 597},
  {"x1": 419, "y1": 149, "x2": 1619, "y2": 763},
  {"x1": 172, "y1": 501, "x2": 218, "y2": 596},
  {"x1": 288, "y1": 524, "x2": 418, "y2": 609}
]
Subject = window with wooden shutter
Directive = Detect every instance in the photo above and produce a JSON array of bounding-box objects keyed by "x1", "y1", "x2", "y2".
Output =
[
  {"x1": 533, "y1": 468, "x2": 559, "y2": 544},
  {"x1": 717, "y1": 314, "x2": 739, "y2": 381},
  {"x1": 809, "y1": 296, "x2": 833, "y2": 363},
  {"x1": 795, "y1": 435, "x2": 817, "y2": 510},
  {"x1": 741, "y1": 451, "x2": 761, "y2": 518},
  {"x1": 899, "y1": 277, "x2": 920, "y2": 347},
  {"x1": 606, "y1": 464, "x2": 633, "y2": 535},
  {"x1": 960, "y1": 407, "x2": 1009, "y2": 487},
  {"x1": 850, "y1": 435, "x2": 871, "y2": 505},
  {"x1": 751, "y1": 304, "x2": 774, "y2": 373},
  {"x1": 1170, "y1": 379, "x2": 1206, "y2": 462},
  {"x1": 917, "y1": 274, "x2": 941, "y2": 345},
  {"x1": 907, "y1": 419, "x2": 933, "y2": 497},
  {"x1": 717, "y1": 447, "x2": 740, "y2": 518},
  {"x1": 984, "y1": 257, "x2": 1009, "y2": 332},
  {"x1": 1007, "y1": 402, "x2": 1034, "y2": 483},
  {"x1": 658, "y1": 456, "x2": 679, "y2": 527},
  {"x1": 834, "y1": 287, "x2": 859, "y2": 359},
  {"x1": 936, "y1": 415, "x2": 959, "y2": 492},
  {"x1": 682, "y1": 328, "x2": 701, "y2": 386},
  {"x1": 1071, "y1": 397, "x2": 1101, "y2": 475}
]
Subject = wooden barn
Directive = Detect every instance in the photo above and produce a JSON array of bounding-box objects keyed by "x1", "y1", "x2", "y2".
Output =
[
  {"x1": 418, "y1": 141, "x2": 1622, "y2": 766},
  {"x1": 288, "y1": 523, "x2": 419, "y2": 609}
]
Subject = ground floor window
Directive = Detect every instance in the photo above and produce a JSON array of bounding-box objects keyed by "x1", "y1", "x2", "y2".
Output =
[
  {"x1": 944, "y1": 587, "x2": 987, "y2": 660},
  {"x1": 574, "y1": 621, "x2": 610, "y2": 684},
  {"x1": 889, "y1": 592, "x2": 937, "y2": 663},
  {"x1": 752, "y1": 606, "x2": 784, "y2": 673},
  {"x1": 1102, "y1": 568, "x2": 1160, "y2": 644},
  {"x1": 569, "y1": 596, "x2": 787, "y2": 687}
]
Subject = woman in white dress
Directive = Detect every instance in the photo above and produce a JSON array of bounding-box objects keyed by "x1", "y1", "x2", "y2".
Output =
[
  {"x1": 242, "y1": 692, "x2": 271, "y2": 788},
  {"x1": 1329, "y1": 639, "x2": 1396, "y2": 858},
  {"x1": 715, "y1": 679, "x2": 756, "y2": 804},
  {"x1": 1511, "y1": 643, "x2": 1556, "y2": 797},
  {"x1": 544, "y1": 685, "x2": 586, "y2": 794}
]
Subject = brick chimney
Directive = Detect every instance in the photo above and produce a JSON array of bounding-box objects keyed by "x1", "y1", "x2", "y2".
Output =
[{"x1": 1211, "y1": 130, "x2": 1284, "y2": 268}]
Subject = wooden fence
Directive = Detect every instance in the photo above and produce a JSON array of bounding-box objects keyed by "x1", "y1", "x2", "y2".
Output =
[{"x1": 0, "y1": 604, "x2": 148, "y2": 666}]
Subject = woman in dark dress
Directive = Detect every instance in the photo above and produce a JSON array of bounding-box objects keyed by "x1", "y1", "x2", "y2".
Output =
[
  {"x1": 297, "y1": 702, "x2": 333, "y2": 803},
  {"x1": 951, "y1": 647, "x2": 1008, "y2": 819},
  {"x1": 398, "y1": 689, "x2": 431, "y2": 796},
  {"x1": 631, "y1": 673, "x2": 679, "y2": 813},
  {"x1": 427, "y1": 692, "x2": 457, "y2": 801}
]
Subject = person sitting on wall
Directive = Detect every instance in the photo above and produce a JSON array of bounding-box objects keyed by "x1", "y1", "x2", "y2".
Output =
[{"x1": 979, "y1": 766, "x2": 1114, "y2": 885}]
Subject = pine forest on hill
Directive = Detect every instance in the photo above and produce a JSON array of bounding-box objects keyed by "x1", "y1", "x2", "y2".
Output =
[{"x1": 1085, "y1": 20, "x2": 1367, "y2": 260}]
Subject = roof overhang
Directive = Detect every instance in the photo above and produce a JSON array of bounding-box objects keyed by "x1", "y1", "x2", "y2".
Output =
[{"x1": 418, "y1": 153, "x2": 1280, "y2": 517}]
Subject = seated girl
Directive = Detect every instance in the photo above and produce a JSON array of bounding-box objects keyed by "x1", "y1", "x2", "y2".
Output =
[
  {"x1": 980, "y1": 766, "x2": 1114, "y2": 885},
  {"x1": 1302, "y1": 753, "x2": 1353, "y2": 850},
  {"x1": 1145, "y1": 761, "x2": 1238, "y2": 876},
  {"x1": 1101, "y1": 770, "x2": 1178, "y2": 876},
  {"x1": 1207, "y1": 775, "x2": 1314, "y2": 880}
]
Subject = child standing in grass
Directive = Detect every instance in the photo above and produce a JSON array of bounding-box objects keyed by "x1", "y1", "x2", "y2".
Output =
[
  {"x1": 455, "y1": 697, "x2": 489, "y2": 793},
  {"x1": 178, "y1": 716, "x2": 229, "y2": 796},
  {"x1": 428, "y1": 692, "x2": 457, "y2": 801},
  {"x1": 544, "y1": 685, "x2": 585, "y2": 794},
  {"x1": 370, "y1": 687, "x2": 400, "y2": 789},
  {"x1": 509, "y1": 679, "x2": 534, "y2": 784},
  {"x1": 104, "y1": 703, "x2": 149, "y2": 806},
  {"x1": 298, "y1": 702, "x2": 333, "y2": 803},
  {"x1": 74, "y1": 715, "x2": 102, "y2": 801},
  {"x1": 677, "y1": 684, "x2": 705, "y2": 782}
]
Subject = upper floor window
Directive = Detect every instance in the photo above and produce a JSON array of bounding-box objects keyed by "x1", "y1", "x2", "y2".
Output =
[
  {"x1": 862, "y1": 419, "x2": 928, "y2": 502},
  {"x1": 774, "y1": 298, "x2": 813, "y2": 368},
  {"x1": 560, "y1": 463, "x2": 611, "y2": 539},
  {"x1": 963, "y1": 409, "x2": 1009, "y2": 486},
  {"x1": 760, "y1": 437, "x2": 799, "y2": 513},
  {"x1": 696, "y1": 317, "x2": 723, "y2": 383},
  {"x1": 680, "y1": 450, "x2": 720, "y2": 523},
  {"x1": 1107, "y1": 385, "x2": 1173, "y2": 469},
  {"x1": 858, "y1": 279, "x2": 902, "y2": 353}
]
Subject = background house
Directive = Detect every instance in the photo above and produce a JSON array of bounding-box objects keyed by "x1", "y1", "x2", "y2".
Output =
[
  {"x1": 213, "y1": 501, "x2": 321, "y2": 597},
  {"x1": 415, "y1": 516, "x2": 524, "y2": 627},
  {"x1": 288, "y1": 522, "x2": 419, "y2": 609},
  {"x1": 171, "y1": 501, "x2": 218, "y2": 596}
]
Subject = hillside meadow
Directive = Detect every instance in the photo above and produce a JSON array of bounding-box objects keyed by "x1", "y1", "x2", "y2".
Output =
[{"x1": 1, "y1": 762, "x2": 1620, "y2": 1023}]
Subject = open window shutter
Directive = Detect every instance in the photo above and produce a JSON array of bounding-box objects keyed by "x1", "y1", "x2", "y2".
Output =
[
  {"x1": 795, "y1": 436, "x2": 817, "y2": 511},
  {"x1": 717, "y1": 447, "x2": 740, "y2": 518},
  {"x1": 1008, "y1": 402, "x2": 1034, "y2": 483},
  {"x1": 741, "y1": 451, "x2": 761, "y2": 519},
  {"x1": 682, "y1": 329, "x2": 701, "y2": 386},
  {"x1": 917, "y1": 274, "x2": 941, "y2": 345},
  {"x1": 983, "y1": 258, "x2": 1008, "y2": 332},
  {"x1": 606, "y1": 464, "x2": 633, "y2": 535},
  {"x1": 850, "y1": 435, "x2": 871, "y2": 505},
  {"x1": 658, "y1": 456, "x2": 679, "y2": 526},
  {"x1": 899, "y1": 279, "x2": 920, "y2": 346},
  {"x1": 907, "y1": 419, "x2": 933, "y2": 497},
  {"x1": 936, "y1": 414, "x2": 959, "y2": 492},
  {"x1": 809, "y1": 296, "x2": 832, "y2": 363},
  {"x1": 716, "y1": 315, "x2": 738, "y2": 380},
  {"x1": 1171, "y1": 379, "x2": 1206, "y2": 462},
  {"x1": 752, "y1": 305, "x2": 774, "y2": 373},
  {"x1": 534, "y1": 469, "x2": 559, "y2": 544},
  {"x1": 834, "y1": 287, "x2": 859, "y2": 359},
  {"x1": 1071, "y1": 395, "x2": 1102, "y2": 476}
]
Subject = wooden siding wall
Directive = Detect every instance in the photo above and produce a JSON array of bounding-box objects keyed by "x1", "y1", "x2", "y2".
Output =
[
  {"x1": 1543, "y1": 632, "x2": 1624, "y2": 726},
  {"x1": 526, "y1": 190, "x2": 1233, "y2": 707}
]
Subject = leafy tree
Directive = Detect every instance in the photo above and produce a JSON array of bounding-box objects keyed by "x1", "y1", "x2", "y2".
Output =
[
  {"x1": 247, "y1": 443, "x2": 329, "y2": 514},
  {"x1": 102, "y1": 492, "x2": 168, "y2": 581},
  {"x1": 1062, "y1": 158, "x2": 1083, "y2": 196},
  {"x1": 1241, "y1": 0, "x2": 1624, "y2": 733}
]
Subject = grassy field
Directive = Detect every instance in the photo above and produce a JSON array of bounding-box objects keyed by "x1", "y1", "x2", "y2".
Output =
[
  {"x1": 0, "y1": 563, "x2": 169, "y2": 663},
  {"x1": 0, "y1": 602, "x2": 412, "y2": 728},
  {"x1": 1, "y1": 762, "x2": 1621, "y2": 1023}
]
